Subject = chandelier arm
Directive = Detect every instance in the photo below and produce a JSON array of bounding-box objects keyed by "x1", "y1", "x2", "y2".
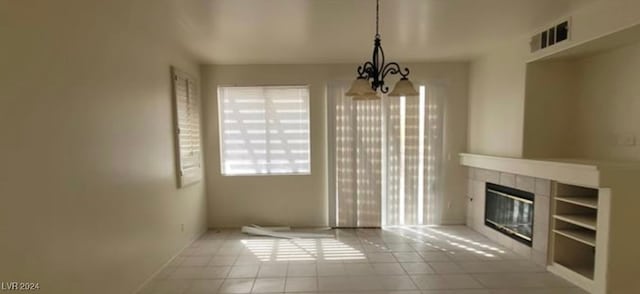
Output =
[
  {"x1": 356, "y1": 65, "x2": 365, "y2": 78},
  {"x1": 359, "y1": 61, "x2": 376, "y2": 78},
  {"x1": 399, "y1": 67, "x2": 411, "y2": 79},
  {"x1": 381, "y1": 62, "x2": 400, "y2": 79},
  {"x1": 357, "y1": 61, "x2": 375, "y2": 78},
  {"x1": 356, "y1": 65, "x2": 366, "y2": 78},
  {"x1": 381, "y1": 62, "x2": 411, "y2": 80}
]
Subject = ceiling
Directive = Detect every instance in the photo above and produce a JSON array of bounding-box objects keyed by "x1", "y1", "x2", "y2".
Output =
[{"x1": 175, "y1": 0, "x2": 598, "y2": 64}]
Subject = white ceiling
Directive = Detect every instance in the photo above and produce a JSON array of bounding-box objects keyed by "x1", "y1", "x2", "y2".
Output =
[{"x1": 175, "y1": 0, "x2": 597, "y2": 64}]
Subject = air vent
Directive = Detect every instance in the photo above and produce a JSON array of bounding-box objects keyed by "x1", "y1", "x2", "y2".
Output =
[{"x1": 530, "y1": 19, "x2": 570, "y2": 53}]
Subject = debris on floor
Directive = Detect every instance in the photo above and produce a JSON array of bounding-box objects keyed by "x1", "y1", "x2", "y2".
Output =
[{"x1": 241, "y1": 224, "x2": 333, "y2": 239}]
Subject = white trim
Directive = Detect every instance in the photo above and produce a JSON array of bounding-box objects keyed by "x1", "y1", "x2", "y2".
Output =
[{"x1": 593, "y1": 188, "x2": 611, "y2": 294}]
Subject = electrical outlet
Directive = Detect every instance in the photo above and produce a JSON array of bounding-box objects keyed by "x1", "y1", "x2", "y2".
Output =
[
  {"x1": 617, "y1": 133, "x2": 637, "y2": 147},
  {"x1": 181, "y1": 224, "x2": 185, "y2": 232}
]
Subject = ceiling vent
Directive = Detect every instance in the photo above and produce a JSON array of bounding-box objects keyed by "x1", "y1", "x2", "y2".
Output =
[{"x1": 530, "y1": 19, "x2": 570, "y2": 53}]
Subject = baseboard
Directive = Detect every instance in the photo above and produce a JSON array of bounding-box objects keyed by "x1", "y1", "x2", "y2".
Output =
[
  {"x1": 132, "y1": 227, "x2": 207, "y2": 294},
  {"x1": 438, "y1": 219, "x2": 466, "y2": 225},
  {"x1": 207, "y1": 224, "x2": 330, "y2": 230}
]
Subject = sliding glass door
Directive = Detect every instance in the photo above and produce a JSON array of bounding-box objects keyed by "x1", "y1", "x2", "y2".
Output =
[{"x1": 328, "y1": 82, "x2": 443, "y2": 227}]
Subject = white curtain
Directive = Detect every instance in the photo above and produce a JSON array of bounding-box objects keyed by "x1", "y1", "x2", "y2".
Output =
[
  {"x1": 383, "y1": 86, "x2": 443, "y2": 225},
  {"x1": 330, "y1": 83, "x2": 443, "y2": 227},
  {"x1": 333, "y1": 84, "x2": 382, "y2": 227},
  {"x1": 423, "y1": 85, "x2": 444, "y2": 225}
]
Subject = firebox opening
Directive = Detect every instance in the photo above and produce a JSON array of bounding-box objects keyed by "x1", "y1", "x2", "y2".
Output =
[{"x1": 484, "y1": 183, "x2": 534, "y2": 246}]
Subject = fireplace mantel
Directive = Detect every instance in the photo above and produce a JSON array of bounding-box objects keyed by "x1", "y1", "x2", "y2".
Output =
[{"x1": 459, "y1": 153, "x2": 640, "y2": 187}]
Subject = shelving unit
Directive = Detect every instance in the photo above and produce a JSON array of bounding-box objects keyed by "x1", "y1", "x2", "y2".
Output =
[
  {"x1": 555, "y1": 197, "x2": 598, "y2": 209},
  {"x1": 554, "y1": 233, "x2": 595, "y2": 279},
  {"x1": 553, "y1": 214, "x2": 597, "y2": 230},
  {"x1": 549, "y1": 182, "x2": 599, "y2": 292},
  {"x1": 553, "y1": 228, "x2": 596, "y2": 247}
]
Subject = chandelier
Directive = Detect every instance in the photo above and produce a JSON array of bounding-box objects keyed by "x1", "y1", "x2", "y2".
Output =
[{"x1": 346, "y1": 0, "x2": 419, "y2": 100}]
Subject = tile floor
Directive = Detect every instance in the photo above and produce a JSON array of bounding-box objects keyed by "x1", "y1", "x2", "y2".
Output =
[{"x1": 139, "y1": 226, "x2": 586, "y2": 294}]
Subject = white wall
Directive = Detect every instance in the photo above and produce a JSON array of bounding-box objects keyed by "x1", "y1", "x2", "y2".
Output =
[
  {"x1": 0, "y1": 1, "x2": 206, "y2": 293},
  {"x1": 574, "y1": 41, "x2": 640, "y2": 161},
  {"x1": 468, "y1": 0, "x2": 640, "y2": 158},
  {"x1": 468, "y1": 43, "x2": 528, "y2": 157},
  {"x1": 523, "y1": 59, "x2": 578, "y2": 158},
  {"x1": 524, "y1": 40, "x2": 640, "y2": 161},
  {"x1": 202, "y1": 62, "x2": 470, "y2": 227}
]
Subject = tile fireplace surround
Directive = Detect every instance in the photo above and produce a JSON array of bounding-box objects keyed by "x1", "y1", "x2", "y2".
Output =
[
  {"x1": 466, "y1": 167, "x2": 551, "y2": 266},
  {"x1": 460, "y1": 153, "x2": 640, "y2": 293}
]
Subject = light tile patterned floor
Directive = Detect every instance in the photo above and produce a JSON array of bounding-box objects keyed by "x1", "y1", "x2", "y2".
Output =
[{"x1": 139, "y1": 226, "x2": 586, "y2": 294}]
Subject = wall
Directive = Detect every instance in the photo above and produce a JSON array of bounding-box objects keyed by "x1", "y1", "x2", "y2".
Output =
[
  {"x1": 467, "y1": 0, "x2": 640, "y2": 158},
  {"x1": 523, "y1": 40, "x2": 640, "y2": 162},
  {"x1": 573, "y1": 41, "x2": 640, "y2": 161},
  {"x1": 468, "y1": 43, "x2": 529, "y2": 157},
  {"x1": 202, "y1": 62, "x2": 470, "y2": 228},
  {"x1": 522, "y1": 59, "x2": 579, "y2": 158},
  {"x1": 0, "y1": 1, "x2": 207, "y2": 294}
]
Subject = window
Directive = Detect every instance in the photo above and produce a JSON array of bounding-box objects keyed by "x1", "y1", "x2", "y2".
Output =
[
  {"x1": 218, "y1": 86, "x2": 310, "y2": 175},
  {"x1": 172, "y1": 67, "x2": 202, "y2": 187}
]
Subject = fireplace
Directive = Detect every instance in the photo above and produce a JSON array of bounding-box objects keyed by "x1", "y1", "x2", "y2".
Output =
[{"x1": 485, "y1": 183, "x2": 534, "y2": 246}]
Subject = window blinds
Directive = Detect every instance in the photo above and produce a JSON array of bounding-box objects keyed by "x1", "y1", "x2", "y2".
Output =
[
  {"x1": 218, "y1": 86, "x2": 310, "y2": 175},
  {"x1": 172, "y1": 67, "x2": 202, "y2": 187}
]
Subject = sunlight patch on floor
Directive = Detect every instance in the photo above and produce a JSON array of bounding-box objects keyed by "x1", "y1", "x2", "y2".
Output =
[
  {"x1": 392, "y1": 226, "x2": 505, "y2": 257},
  {"x1": 241, "y1": 238, "x2": 366, "y2": 262}
]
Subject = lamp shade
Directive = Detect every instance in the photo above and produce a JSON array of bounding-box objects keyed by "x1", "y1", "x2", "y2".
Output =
[
  {"x1": 346, "y1": 78, "x2": 376, "y2": 97},
  {"x1": 388, "y1": 78, "x2": 419, "y2": 97},
  {"x1": 352, "y1": 93, "x2": 381, "y2": 101}
]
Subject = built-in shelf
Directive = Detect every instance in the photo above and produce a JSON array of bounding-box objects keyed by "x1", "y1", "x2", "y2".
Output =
[
  {"x1": 554, "y1": 214, "x2": 597, "y2": 230},
  {"x1": 553, "y1": 229, "x2": 596, "y2": 247},
  {"x1": 553, "y1": 232, "x2": 596, "y2": 281},
  {"x1": 550, "y1": 182, "x2": 600, "y2": 292},
  {"x1": 572, "y1": 265, "x2": 595, "y2": 280},
  {"x1": 556, "y1": 261, "x2": 595, "y2": 280},
  {"x1": 548, "y1": 262, "x2": 595, "y2": 292},
  {"x1": 556, "y1": 196, "x2": 598, "y2": 209}
]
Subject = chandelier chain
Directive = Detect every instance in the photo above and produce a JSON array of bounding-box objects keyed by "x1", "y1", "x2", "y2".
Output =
[{"x1": 375, "y1": 0, "x2": 380, "y2": 38}]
